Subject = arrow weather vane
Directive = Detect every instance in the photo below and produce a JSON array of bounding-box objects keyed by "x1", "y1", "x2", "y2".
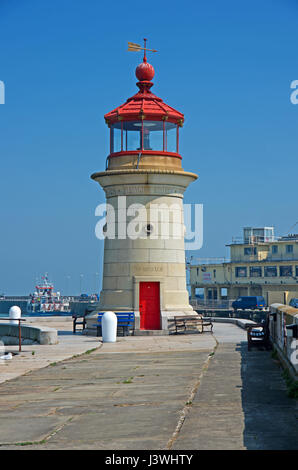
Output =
[{"x1": 127, "y1": 38, "x2": 158, "y2": 62}]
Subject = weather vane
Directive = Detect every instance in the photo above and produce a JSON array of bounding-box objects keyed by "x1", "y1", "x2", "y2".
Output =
[{"x1": 127, "y1": 38, "x2": 157, "y2": 62}]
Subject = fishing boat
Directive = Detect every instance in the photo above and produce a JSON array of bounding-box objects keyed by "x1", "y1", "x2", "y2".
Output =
[{"x1": 27, "y1": 274, "x2": 71, "y2": 316}]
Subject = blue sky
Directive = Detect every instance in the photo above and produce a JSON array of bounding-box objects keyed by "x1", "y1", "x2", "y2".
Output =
[{"x1": 0, "y1": 0, "x2": 298, "y2": 294}]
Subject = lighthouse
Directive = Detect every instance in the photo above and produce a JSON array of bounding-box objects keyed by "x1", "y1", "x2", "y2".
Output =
[{"x1": 90, "y1": 41, "x2": 198, "y2": 333}]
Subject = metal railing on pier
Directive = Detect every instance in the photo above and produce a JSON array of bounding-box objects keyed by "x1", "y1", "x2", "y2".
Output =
[{"x1": 190, "y1": 299, "x2": 235, "y2": 310}]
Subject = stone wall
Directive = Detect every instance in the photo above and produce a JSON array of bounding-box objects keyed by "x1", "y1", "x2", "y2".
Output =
[
  {"x1": 269, "y1": 304, "x2": 298, "y2": 377},
  {"x1": 0, "y1": 323, "x2": 58, "y2": 345}
]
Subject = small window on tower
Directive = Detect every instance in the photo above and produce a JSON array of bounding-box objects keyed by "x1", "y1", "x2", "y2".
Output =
[
  {"x1": 164, "y1": 122, "x2": 177, "y2": 153},
  {"x1": 111, "y1": 123, "x2": 121, "y2": 153},
  {"x1": 123, "y1": 121, "x2": 142, "y2": 151},
  {"x1": 145, "y1": 224, "x2": 154, "y2": 235},
  {"x1": 143, "y1": 121, "x2": 163, "y2": 151}
]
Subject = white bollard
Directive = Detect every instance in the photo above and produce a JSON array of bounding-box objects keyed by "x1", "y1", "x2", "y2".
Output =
[
  {"x1": 102, "y1": 311, "x2": 117, "y2": 343},
  {"x1": 9, "y1": 306, "x2": 21, "y2": 325}
]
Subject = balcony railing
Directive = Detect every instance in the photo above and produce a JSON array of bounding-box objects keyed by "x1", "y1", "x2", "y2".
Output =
[
  {"x1": 189, "y1": 255, "x2": 298, "y2": 265},
  {"x1": 188, "y1": 257, "x2": 229, "y2": 266},
  {"x1": 229, "y1": 236, "x2": 281, "y2": 244},
  {"x1": 230, "y1": 255, "x2": 298, "y2": 263}
]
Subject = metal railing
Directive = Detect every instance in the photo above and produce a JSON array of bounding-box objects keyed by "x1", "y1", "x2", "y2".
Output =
[
  {"x1": 190, "y1": 299, "x2": 235, "y2": 310},
  {"x1": 229, "y1": 255, "x2": 298, "y2": 263},
  {"x1": 0, "y1": 296, "x2": 29, "y2": 301},
  {"x1": 0, "y1": 296, "x2": 98, "y2": 302},
  {"x1": 229, "y1": 236, "x2": 280, "y2": 244},
  {"x1": 0, "y1": 317, "x2": 27, "y2": 352},
  {"x1": 188, "y1": 257, "x2": 229, "y2": 265}
]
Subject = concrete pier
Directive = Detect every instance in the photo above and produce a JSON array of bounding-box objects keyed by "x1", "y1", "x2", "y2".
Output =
[{"x1": 0, "y1": 319, "x2": 297, "y2": 450}]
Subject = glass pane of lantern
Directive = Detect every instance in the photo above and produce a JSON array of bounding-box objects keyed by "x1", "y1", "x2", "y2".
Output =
[
  {"x1": 111, "y1": 123, "x2": 121, "y2": 153},
  {"x1": 123, "y1": 121, "x2": 142, "y2": 151},
  {"x1": 165, "y1": 122, "x2": 177, "y2": 153},
  {"x1": 143, "y1": 121, "x2": 163, "y2": 151}
]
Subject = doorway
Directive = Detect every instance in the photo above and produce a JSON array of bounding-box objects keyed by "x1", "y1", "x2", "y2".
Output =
[{"x1": 139, "y1": 282, "x2": 161, "y2": 330}]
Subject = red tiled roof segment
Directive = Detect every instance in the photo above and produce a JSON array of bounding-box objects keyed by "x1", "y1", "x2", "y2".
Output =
[{"x1": 104, "y1": 61, "x2": 184, "y2": 126}]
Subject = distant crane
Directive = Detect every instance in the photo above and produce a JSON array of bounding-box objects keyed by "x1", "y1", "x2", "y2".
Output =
[{"x1": 287, "y1": 221, "x2": 298, "y2": 234}]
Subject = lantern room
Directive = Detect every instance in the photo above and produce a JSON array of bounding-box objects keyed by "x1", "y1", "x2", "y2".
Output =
[{"x1": 104, "y1": 54, "x2": 184, "y2": 168}]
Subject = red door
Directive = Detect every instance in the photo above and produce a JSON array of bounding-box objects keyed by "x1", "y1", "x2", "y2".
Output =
[{"x1": 139, "y1": 282, "x2": 160, "y2": 330}]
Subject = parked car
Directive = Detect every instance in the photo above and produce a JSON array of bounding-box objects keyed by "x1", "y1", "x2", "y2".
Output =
[
  {"x1": 232, "y1": 296, "x2": 266, "y2": 311},
  {"x1": 289, "y1": 298, "x2": 298, "y2": 308}
]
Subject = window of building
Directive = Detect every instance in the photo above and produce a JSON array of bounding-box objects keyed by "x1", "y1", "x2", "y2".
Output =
[
  {"x1": 235, "y1": 267, "x2": 247, "y2": 277},
  {"x1": 296, "y1": 266, "x2": 298, "y2": 277},
  {"x1": 272, "y1": 245, "x2": 278, "y2": 254},
  {"x1": 250, "y1": 266, "x2": 262, "y2": 277},
  {"x1": 264, "y1": 266, "x2": 277, "y2": 277},
  {"x1": 280, "y1": 266, "x2": 293, "y2": 277},
  {"x1": 286, "y1": 245, "x2": 293, "y2": 253},
  {"x1": 196, "y1": 268, "x2": 199, "y2": 276},
  {"x1": 213, "y1": 269, "x2": 216, "y2": 278},
  {"x1": 264, "y1": 228, "x2": 274, "y2": 242},
  {"x1": 244, "y1": 247, "x2": 257, "y2": 256}
]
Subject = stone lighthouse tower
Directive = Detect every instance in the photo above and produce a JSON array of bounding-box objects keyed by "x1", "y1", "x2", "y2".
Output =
[{"x1": 90, "y1": 41, "x2": 198, "y2": 333}]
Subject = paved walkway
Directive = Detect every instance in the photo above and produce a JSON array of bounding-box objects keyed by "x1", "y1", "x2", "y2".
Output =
[
  {"x1": 173, "y1": 341, "x2": 298, "y2": 450},
  {"x1": 0, "y1": 320, "x2": 297, "y2": 450},
  {"x1": 0, "y1": 318, "x2": 100, "y2": 384}
]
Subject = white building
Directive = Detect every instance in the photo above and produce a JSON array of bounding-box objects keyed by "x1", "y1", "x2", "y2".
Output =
[{"x1": 190, "y1": 227, "x2": 298, "y2": 306}]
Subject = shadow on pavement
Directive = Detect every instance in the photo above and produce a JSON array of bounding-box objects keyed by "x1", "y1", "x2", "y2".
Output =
[
  {"x1": 237, "y1": 342, "x2": 298, "y2": 450},
  {"x1": 58, "y1": 330, "x2": 81, "y2": 336}
]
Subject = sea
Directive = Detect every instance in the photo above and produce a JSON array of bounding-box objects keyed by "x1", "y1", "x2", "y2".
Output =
[
  {"x1": 0, "y1": 312, "x2": 72, "y2": 318},
  {"x1": 0, "y1": 299, "x2": 73, "y2": 318}
]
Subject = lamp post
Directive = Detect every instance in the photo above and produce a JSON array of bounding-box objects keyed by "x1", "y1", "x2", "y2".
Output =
[
  {"x1": 94, "y1": 272, "x2": 99, "y2": 293},
  {"x1": 66, "y1": 275, "x2": 71, "y2": 296},
  {"x1": 79, "y1": 274, "x2": 84, "y2": 295}
]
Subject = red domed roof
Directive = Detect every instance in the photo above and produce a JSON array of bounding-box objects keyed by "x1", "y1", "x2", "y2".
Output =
[{"x1": 104, "y1": 59, "x2": 184, "y2": 126}]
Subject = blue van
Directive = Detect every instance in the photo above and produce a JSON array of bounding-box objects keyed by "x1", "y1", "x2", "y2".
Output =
[
  {"x1": 232, "y1": 296, "x2": 266, "y2": 311},
  {"x1": 289, "y1": 298, "x2": 298, "y2": 308}
]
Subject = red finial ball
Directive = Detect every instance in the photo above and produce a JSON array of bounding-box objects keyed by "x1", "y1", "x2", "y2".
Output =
[{"x1": 136, "y1": 60, "x2": 155, "y2": 82}]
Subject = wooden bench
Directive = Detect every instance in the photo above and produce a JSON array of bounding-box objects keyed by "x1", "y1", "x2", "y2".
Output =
[
  {"x1": 171, "y1": 315, "x2": 213, "y2": 334},
  {"x1": 247, "y1": 321, "x2": 271, "y2": 351},
  {"x1": 94, "y1": 312, "x2": 135, "y2": 337},
  {"x1": 72, "y1": 309, "x2": 91, "y2": 334}
]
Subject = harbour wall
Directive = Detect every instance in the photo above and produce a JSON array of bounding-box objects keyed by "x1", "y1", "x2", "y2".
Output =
[
  {"x1": 269, "y1": 303, "x2": 298, "y2": 378},
  {"x1": 0, "y1": 299, "x2": 28, "y2": 314}
]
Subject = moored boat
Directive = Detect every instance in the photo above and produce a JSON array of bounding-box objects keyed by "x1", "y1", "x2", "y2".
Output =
[{"x1": 27, "y1": 274, "x2": 72, "y2": 316}]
